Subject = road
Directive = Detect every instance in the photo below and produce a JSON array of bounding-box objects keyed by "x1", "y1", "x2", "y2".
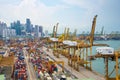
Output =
[{"x1": 23, "y1": 48, "x2": 37, "y2": 80}]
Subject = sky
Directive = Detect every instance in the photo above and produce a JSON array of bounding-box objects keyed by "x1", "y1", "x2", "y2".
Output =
[{"x1": 0, "y1": 0, "x2": 120, "y2": 34}]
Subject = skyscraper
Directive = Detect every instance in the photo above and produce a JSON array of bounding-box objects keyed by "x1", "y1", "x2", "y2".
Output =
[
  {"x1": 35, "y1": 25, "x2": 43, "y2": 37},
  {"x1": 3, "y1": 28, "x2": 16, "y2": 38},
  {"x1": 10, "y1": 20, "x2": 22, "y2": 35},
  {"x1": 26, "y1": 18, "x2": 33, "y2": 33},
  {"x1": 39, "y1": 26, "x2": 43, "y2": 36},
  {"x1": 45, "y1": 30, "x2": 48, "y2": 37},
  {"x1": 16, "y1": 20, "x2": 22, "y2": 35},
  {"x1": 0, "y1": 21, "x2": 7, "y2": 37}
]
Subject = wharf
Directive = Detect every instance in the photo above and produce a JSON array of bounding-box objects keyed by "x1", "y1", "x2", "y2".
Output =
[{"x1": 43, "y1": 47, "x2": 105, "y2": 80}]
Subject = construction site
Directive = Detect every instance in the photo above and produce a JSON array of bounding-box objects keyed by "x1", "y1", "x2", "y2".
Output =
[{"x1": 0, "y1": 15, "x2": 120, "y2": 80}]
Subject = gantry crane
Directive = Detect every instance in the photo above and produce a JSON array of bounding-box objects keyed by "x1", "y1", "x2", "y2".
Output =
[
  {"x1": 89, "y1": 49, "x2": 120, "y2": 80},
  {"x1": 48, "y1": 15, "x2": 109, "y2": 71},
  {"x1": 57, "y1": 27, "x2": 70, "y2": 57},
  {"x1": 63, "y1": 15, "x2": 109, "y2": 71},
  {"x1": 48, "y1": 23, "x2": 60, "y2": 57},
  {"x1": 61, "y1": 15, "x2": 98, "y2": 70}
]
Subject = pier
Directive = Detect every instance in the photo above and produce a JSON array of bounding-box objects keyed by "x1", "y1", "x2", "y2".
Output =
[{"x1": 43, "y1": 47, "x2": 105, "y2": 80}]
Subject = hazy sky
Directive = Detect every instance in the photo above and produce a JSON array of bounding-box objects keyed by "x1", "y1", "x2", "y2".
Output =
[{"x1": 0, "y1": 0, "x2": 120, "y2": 34}]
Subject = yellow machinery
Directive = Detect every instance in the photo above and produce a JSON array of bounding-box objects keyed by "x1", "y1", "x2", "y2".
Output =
[
  {"x1": 57, "y1": 28, "x2": 70, "y2": 58},
  {"x1": 64, "y1": 15, "x2": 98, "y2": 70},
  {"x1": 115, "y1": 51, "x2": 120, "y2": 80},
  {"x1": 49, "y1": 23, "x2": 63, "y2": 58},
  {"x1": 48, "y1": 61, "x2": 64, "y2": 72},
  {"x1": 63, "y1": 15, "x2": 109, "y2": 71},
  {"x1": 49, "y1": 15, "x2": 109, "y2": 71},
  {"x1": 52, "y1": 23, "x2": 59, "y2": 38},
  {"x1": 89, "y1": 50, "x2": 120, "y2": 80}
]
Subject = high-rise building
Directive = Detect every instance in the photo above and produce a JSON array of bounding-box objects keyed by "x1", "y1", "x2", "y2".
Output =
[
  {"x1": 16, "y1": 20, "x2": 22, "y2": 35},
  {"x1": 39, "y1": 26, "x2": 43, "y2": 34},
  {"x1": 10, "y1": 20, "x2": 22, "y2": 35},
  {"x1": 26, "y1": 18, "x2": 33, "y2": 33},
  {"x1": 2, "y1": 28, "x2": 16, "y2": 38},
  {"x1": 21, "y1": 24, "x2": 26, "y2": 36},
  {"x1": 35, "y1": 25, "x2": 43, "y2": 37},
  {"x1": 45, "y1": 30, "x2": 49, "y2": 37},
  {"x1": 0, "y1": 21, "x2": 7, "y2": 37}
]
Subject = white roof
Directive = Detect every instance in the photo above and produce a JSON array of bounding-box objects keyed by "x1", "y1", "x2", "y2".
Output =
[
  {"x1": 96, "y1": 47, "x2": 114, "y2": 54},
  {"x1": 50, "y1": 38, "x2": 58, "y2": 41},
  {"x1": 63, "y1": 40, "x2": 77, "y2": 46}
]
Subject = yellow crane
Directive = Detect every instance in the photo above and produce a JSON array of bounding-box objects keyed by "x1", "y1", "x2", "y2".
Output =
[
  {"x1": 48, "y1": 15, "x2": 109, "y2": 71},
  {"x1": 48, "y1": 61, "x2": 64, "y2": 72},
  {"x1": 89, "y1": 48, "x2": 120, "y2": 80},
  {"x1": 65, "y1": 15, "x2": 98, "y2": 70},
  {"x1": 52, "y1": 23, "x2": 59, "y2": 38},
  {"x1": 66, "y1": 15, "x2": 109, "y2": 71},
  {"x1": 57, "y1": 27, "x2": 70, "y2": 57}
]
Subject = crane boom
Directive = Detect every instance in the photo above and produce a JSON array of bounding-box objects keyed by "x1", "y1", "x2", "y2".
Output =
[{"x1": 90, "y1": 15, "x2": 98, "y2": 46}]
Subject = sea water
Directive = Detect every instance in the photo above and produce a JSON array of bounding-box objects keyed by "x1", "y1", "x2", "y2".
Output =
[{"x1": 92, "y1": 40, "x2": 120, "y2": 77}]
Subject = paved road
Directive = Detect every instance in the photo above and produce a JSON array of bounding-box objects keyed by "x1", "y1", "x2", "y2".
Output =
[{"x1": 23, "y1": 48, "x2": 37, "y2": 80}]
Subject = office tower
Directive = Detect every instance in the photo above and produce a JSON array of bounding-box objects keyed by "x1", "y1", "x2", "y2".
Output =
[
  {"x1": 0, "y1": 21, "x2": 7, "y2": 37},
  {"x1": 35, "y1": 25, "x2": 43, "y2": 37},
  {"x1": 10, "y1": 20, "x2": 22, "y2": 35},
  {"x1": 3, "y1": 28, "x2": 16, "y2": 38},
  {"x1": 26, "y1": 18, "x2": 33, "y2": 33}
]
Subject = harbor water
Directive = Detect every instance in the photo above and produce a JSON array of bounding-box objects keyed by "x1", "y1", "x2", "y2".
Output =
[{"x1": 92, "y1": 40, "x2": 120, "y2": 77}]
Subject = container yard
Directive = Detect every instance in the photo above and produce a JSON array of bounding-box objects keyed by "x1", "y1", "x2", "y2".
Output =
[{"x1": 0, "y1": 15, "x2": 120, "y2": 80}]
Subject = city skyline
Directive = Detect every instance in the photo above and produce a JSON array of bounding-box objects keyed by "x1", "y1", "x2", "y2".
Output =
[
  {"x1": 0, "y1": 0, "x2": 120, "y2": 34},
  {"x1": 0, "y1": 18, "x2": 43, "y2": 38}
]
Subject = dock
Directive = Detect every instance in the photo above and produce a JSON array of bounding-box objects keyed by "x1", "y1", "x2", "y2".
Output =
[{"x1": 43, "y1": 47, "x2": 105, "y2": 80}]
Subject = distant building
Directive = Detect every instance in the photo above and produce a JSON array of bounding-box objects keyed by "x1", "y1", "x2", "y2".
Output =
[
  {"x1": 21, "y1": 24, "x2": 26, "y2": 36},
  {"x1": 0, "y1": 21, "x2": 7, "y2": 37},
  {"x1": 26, "y1": 18, "x2": 33, "y2": 33},
  {"x1": 35, "y1": 25, "x2": 43, "y2": 37},
  {"x1": 1, "y1": 19, "x2": 44, "y2": 38},
  {"x1": 10, "y1": 20, "x2": 22, "y2": 35},
  {"x1": 2, "y1": 28, "x2": 16, "y2": 38},
  {"x1": 45, "y1": 30, "x2": 49, "y2": 37},
  {"x1": 39, "y1": 26, "x2": 43, "y2": 35}
]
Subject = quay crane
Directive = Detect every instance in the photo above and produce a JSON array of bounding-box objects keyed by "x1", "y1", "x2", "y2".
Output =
[
  {"x1": 48, "y1": 15, "x2": 109, "y2": 71},
  {"x1": 60, "y1": 15, "x2": 109, "y2": 71},
  {"x1": 89, "y1": 48, "x2": 120, "y2": 80}
]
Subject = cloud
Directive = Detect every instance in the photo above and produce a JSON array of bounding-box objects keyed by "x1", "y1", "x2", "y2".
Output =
[
  {"x1": 0, "y1": 0, "x2": 67, "y2": 31},
  {"x1": 1, "y1": 0, "x2": 118, "y2": 33},
  {"x1": 62, "y1": 0, "x2": 105, "y2": 9},
  {"x1": 60, "y1": 0, "x2": 106, "y2": 31}
]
